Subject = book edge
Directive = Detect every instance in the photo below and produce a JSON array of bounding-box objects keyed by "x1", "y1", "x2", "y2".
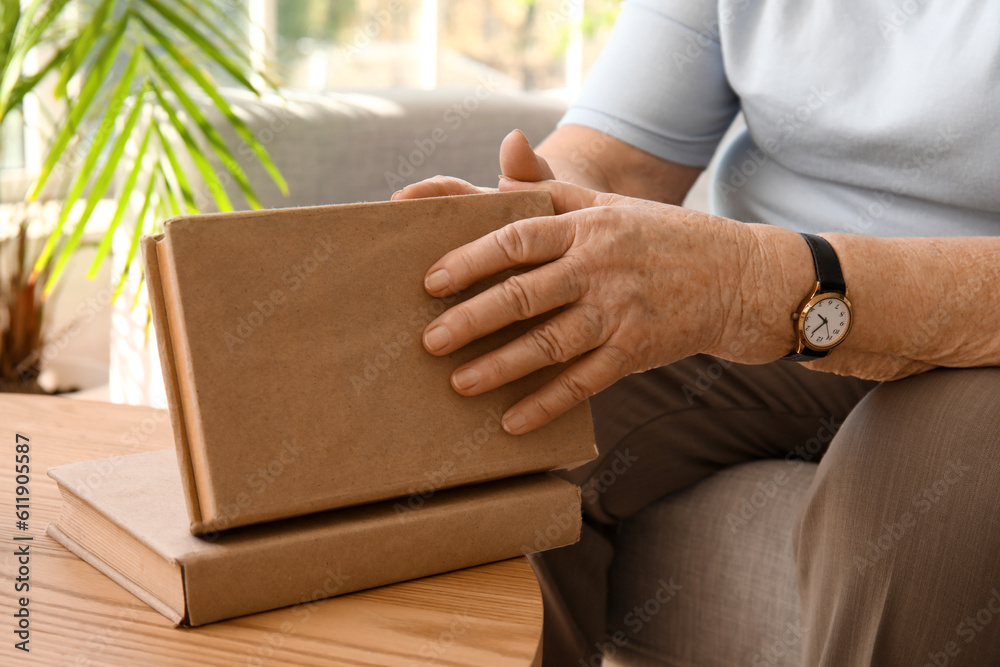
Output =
[
  {"x1": 158, "y1": 191, "x2": 547, "y2": 228},
  {"x1": 180, "y1": 473, "x2": 580, "y2": 626},
  {"x1": 46, "y1": 522, "x2": 186, "y2": 626},
  {"x1": 141, "y1": 235, "x2": 207, "y2": 534}
]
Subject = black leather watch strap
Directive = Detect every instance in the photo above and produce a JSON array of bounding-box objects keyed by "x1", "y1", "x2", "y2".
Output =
[
  {"x1": 782, "y1": 349, "x2": 827, "y2": 362},
  {"x1": 802, "y1": 233, "x2": 846, "y2": 294},
  {"x1": 781, "y1": 233, "x2": 847, "y2": 362}
]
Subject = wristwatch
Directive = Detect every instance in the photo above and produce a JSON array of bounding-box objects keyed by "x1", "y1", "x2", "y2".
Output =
[{"x1": 782, "y1": 233, "x2": 853, "y2": 362}]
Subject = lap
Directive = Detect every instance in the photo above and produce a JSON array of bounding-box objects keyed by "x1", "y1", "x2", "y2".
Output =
[
  {"x1": 794, "y1": 366, "x2": 1000, "y2": 665},
  {"x1": 565, "y1": 354, "x2": 875, "y2": 523}
]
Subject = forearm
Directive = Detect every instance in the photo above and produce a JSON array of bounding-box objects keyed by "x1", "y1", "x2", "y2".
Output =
[
  {"x1": 723, "y1": 224, "x2": 1000, "y2": 380},
  {"x1": 535, "y1": 124, "x2": 703, "y2": 206}
]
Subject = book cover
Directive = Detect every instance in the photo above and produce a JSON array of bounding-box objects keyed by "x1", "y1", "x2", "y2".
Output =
[
  {"x1": 142, "y1": 191, "x2": 596, "y2": 533},
  {"x1": 47, "y1": 450, "x2": 582, "y2": 627}
]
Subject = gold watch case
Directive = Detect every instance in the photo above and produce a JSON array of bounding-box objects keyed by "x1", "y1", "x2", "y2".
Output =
[{"x1": 790, "y1": 281, "x2": 853, "y2": 353}]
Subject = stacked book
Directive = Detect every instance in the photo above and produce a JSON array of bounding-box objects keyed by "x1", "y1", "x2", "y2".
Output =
[{"x1": 47, "y1": 191, "x2": 596, "y2": 626}]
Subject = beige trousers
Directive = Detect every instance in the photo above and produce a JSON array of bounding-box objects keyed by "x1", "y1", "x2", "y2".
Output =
[{"x1": 531, "y1": 355, "x2": 1000, "y2": 666}]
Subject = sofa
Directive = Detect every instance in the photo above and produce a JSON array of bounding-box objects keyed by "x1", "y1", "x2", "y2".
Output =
[{"x1": 181, "y1": 88, "x2": 808, "y2": 665}]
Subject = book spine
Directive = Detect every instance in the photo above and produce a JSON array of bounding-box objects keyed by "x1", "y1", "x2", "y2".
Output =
[
  {"x1": 141, "y1": 235, "x2": 208, "y2": 533},
  {"x1": 180, "y1": 475, "x2": 582, "y2": 626}
]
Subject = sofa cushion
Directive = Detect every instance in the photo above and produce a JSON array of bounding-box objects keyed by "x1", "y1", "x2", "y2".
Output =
[
  {"x1": 604, "y1": 460, "x2": 815, "y2": 667},
  {"x1": 207, "y1": 88, "x2": 567, "y2": 210}
]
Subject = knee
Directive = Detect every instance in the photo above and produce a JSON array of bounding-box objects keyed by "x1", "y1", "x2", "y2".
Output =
[{"x1": 794, "y1": 367, "x2": 1000, "y2": 576}]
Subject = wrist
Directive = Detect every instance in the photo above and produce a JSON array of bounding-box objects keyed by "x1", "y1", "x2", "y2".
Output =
[{"x1": 709, "y1": 222, "x2": 815, "y2": 364}]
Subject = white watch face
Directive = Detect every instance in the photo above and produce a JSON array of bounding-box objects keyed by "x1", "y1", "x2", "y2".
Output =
[{"x1": 802, "y1": 297, "x2": 851, "y2": 349}]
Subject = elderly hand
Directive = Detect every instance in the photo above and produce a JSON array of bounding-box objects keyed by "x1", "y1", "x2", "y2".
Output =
[{"x1": 420, "y1": 177, "x2": 789, "y2": 435}]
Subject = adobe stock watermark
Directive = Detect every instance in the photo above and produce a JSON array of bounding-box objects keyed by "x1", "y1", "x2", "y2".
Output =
[
  {"x1": 845, "y1": 127, "x2": 958, "y2": 235},
  {"x1": 349, "y1": 292, "x2": 460, "y2": 395},
  {"x1": 671, "y1": 0, "x2": 751, "y2": 72},
  {"x1": 725, "y1": 416, "x2": 841, "y2": 533},
  {"x1": 55, "y1": 600, "x2": 145, "y2": 667},
  {"x1": 69, "y1": 402, "x2": 171, "y2": 501},
  {"x1": 384, "y1": 73, "x2": 504, "y2": 192},
  {"x1": 406, "y1": 613, "x2": 474, "y2": 666},
  {"x1": 222, "y1": 236, "x2": 336, "y2": 353},
  {"x1": 908, "y1": 269, "x2": 987, "y2": 354},
  {"x1": 195, "y1": 103, "x2": 297, "y2": 210},
  {"x1": 392, "y1": 407, "x2": 507, "y2": 520},
  {"x1": 580, "y1": 449, "x2": 638, "y2": 507},
  {"x1": 568, "y1": 116, "x2": 624, "y2": 175},
  {"x1": 15, "y1": 286, "x2": 115, "y2": 384},
  {"x1": 519, "y1": 501, "x2": 583, "y2": 555},
  {"x1": 241, "y1": 565, "x2": 352, "y2": 667},
  {"x1": 519, "y1": 449, "x2": 638, "y2": 554},
  {"x1": 878, "y1": 0, "x2": 927, "y2": 40},
  {"x1": 681, "y1": 306, "x2": 786, "y2": 405},
  {"x1": 751, "y1": 620, "x2": 806, "y2": 667},
  {"x1": 341, "y1": 0, "x2": 405, "y2": 62},
  {"x1": 922, "y1": 588, "x2": 1000, "y2": 667},
  {"x1": 199, "y1": 438, "x2": 307, "y2": 540},
  {"x1": 581, "y1": 577, "x2": 683, "y2": 666},
  {"x1": 715, "y1": 85, "x2": 836, "y2": 204},
  {"x1": 852, "y1": 459, "x2": 971, "y2": 577}
]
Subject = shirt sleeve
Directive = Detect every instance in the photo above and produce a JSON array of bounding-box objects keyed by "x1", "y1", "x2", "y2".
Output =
[{"x1": 560, "y1": 0, "x2": 740, "y2": 167}]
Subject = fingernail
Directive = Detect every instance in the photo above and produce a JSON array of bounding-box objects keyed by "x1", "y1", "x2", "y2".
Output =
[
  {"x1": 503, "y1": 412, "x2": 527, "y2": 434},
  {"x1": 452, "y1": 367, "x2": 480, "y2": 391},
  {"x1": 391, "y1": 189, "x2": 402, "y2": 200},
  {"x1": 425, "y1": 269, "x2": 451, "y2": 292},
  {"x1": 424, "y1": 325, "x2": 451, "y2": 352}
]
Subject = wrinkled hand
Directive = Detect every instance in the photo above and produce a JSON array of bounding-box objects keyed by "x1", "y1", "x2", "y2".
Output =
[
  {"x1": 391, "y1": 129, "x2": 555, "y2": 200},
  {"x1": 421, "y1": 177, "x2": 764, "y2": 435}
]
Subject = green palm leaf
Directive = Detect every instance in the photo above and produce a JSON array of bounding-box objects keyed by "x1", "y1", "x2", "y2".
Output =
[
  {"x1": 139, "y1": 0, "x2": 257, "y2": 91},
  {"x1": 137, "y1": 13, "x2": 287, "y2": 195},
  {"x1": 43, "y1": 89, "x2": 147, "y2": 292},
  {"x1": 0, "y1": 0, "x2": 24, "y2": 93},
  {"x1": 5, "y1": 0, "x2": 288, "y2": 302},
  {"x1": 54, "y1": 0, "x2": 116, "y2": 99},
  {"x1": 54, "y1": 44, "x2": 143, "y2": 234},
  {"x1": 87, "y1": 120, "x2": 155, "y2": 279},
  {"x1": 112, "y1": 172, "x2": 157, "y2": 302},
  {"x1": 154, "y1": 123, "x2": 198, "y2": 214},
  {"x1": 25, "y1": 11, "x2": 127, "y2": 203},
  {"x1": 0, "y1": 0, "x2": 74, "y2": 115},
  {"x1": 149, "y1": 80, "x2": 234, "y2": 212},
  {"x1": 155, "y1": 163, "x2": 182, "y2": 218},
  {"x1": 145, "y1": 48, "x2": 262, "y2": 209}
]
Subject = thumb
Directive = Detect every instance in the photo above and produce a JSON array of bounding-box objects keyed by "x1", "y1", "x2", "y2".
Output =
[
  {"x1": 499, "y1": 176, "x2": 605, "y2": 215},
  {"x1": 499, "y1": 129, "x2": 556, "y2": 182}
]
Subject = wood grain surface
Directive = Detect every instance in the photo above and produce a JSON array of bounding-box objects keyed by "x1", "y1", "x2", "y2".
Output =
[{"x1": 0, "y1": 394, "x2": 543, "y2": 666}]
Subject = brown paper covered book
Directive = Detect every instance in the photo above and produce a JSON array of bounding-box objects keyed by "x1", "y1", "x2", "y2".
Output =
[
  {"x1": 47, "y1": 450, "x2": 581, "y2": 627},
  {"x1": 142, "y1": 191, "x2": 597, "y2": 534}
]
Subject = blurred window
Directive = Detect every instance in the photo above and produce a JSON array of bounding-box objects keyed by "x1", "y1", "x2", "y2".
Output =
[{"x1": 264, "y1": 0, "x2": 620, "y2": 95}]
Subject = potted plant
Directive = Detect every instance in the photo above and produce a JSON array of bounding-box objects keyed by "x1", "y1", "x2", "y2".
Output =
[{"x1": 0, "y1": 0, "x2": 287, "y2": 393}]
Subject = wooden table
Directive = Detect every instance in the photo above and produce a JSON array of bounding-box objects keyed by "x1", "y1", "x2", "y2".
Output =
[{"x1": 0, "y1": 394, "x2": 543, "y2": 666}]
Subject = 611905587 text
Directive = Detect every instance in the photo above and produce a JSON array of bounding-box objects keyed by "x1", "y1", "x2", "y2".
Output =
[{"x1": 13, "y1": 433, "x2": 32, "y2": 652}]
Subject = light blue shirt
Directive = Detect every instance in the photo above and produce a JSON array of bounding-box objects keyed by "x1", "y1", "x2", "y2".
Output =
[{"x1": 560, "y1": 0, "x2": 1000, "y2": 237}]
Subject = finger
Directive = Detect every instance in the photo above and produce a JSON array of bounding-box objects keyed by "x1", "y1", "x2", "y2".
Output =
[
  {"x1": 499, "y1": 129, "x2": 556, "y2": 182},
  {"x1": 424, "y1": 213, "x2": 574, "y2": 298},
  {"x1": 423, "y1": 258, "x2": 589, "y2": 356},
  {"x1": 447, "y1": 303, "x2": 605, "y2": 395},
  {"x1": 498, "y1": 176, "x2": 611, "y2": 214},
  {"x1": 392, "y1": 176, "x2": 492, "y2": 201},
  {"x1": 501, "y1": 344, "x2": 634, "y2": 434}
]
